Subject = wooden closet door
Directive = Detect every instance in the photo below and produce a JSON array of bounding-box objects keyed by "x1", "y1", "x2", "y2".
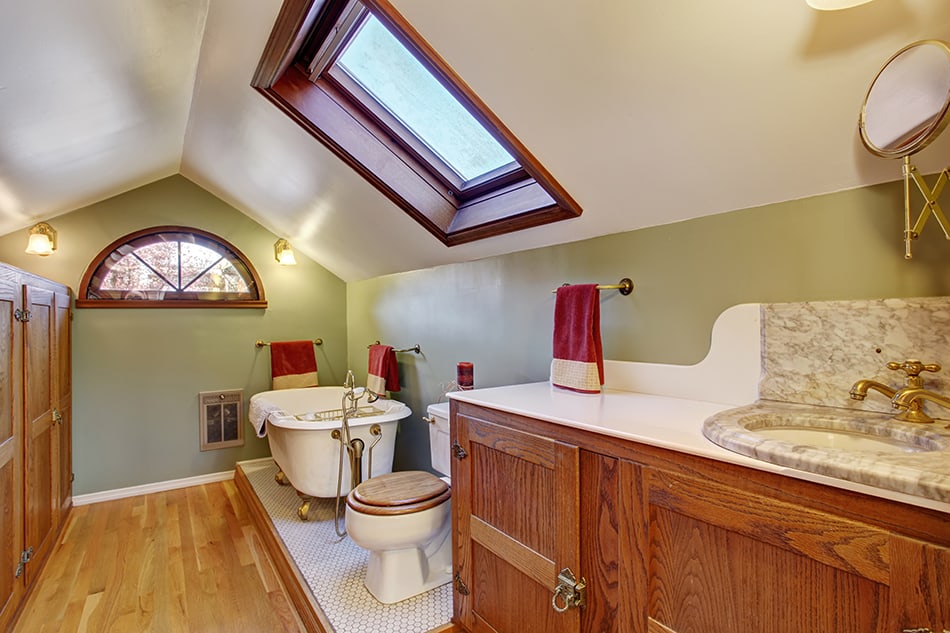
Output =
[
  {"x1": 22, "y1": 284, "x2": 55, "y2": 586},
  {"x1": 453, "y1": 406, "x2": 581, "y2": 633},
  {"x1": 53, "y1": 290, "x2": 71, "y2": 518},
  {"x1": 0, "y1": 271, "x2": 23, "y2": 632}
]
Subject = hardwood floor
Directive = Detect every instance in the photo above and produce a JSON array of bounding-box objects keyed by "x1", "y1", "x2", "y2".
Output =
[{"x1": 11, "y1": 481, "x2": 305, "y2": 633}]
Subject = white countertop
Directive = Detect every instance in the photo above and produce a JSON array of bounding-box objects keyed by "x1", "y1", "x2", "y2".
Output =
[{"x1": 449, "y1": 381, "x2": 950, "y2": 515}]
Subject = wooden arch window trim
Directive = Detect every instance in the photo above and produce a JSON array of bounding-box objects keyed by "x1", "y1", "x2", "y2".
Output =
[
  {"x1": 76, "y1": 226, "x2": 267, "y2": 309},
  {"x1": 251, "y1": 0, "x2": 582, "y2": 246}
]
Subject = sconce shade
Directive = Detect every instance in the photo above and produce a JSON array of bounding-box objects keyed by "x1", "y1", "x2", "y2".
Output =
[
  {"x1": 25, "y1": 222, "x2": 57, "y2": 256},
  {"x1": 806, "y1": 0, "x2": 874, "y2": 9},
  {"x1": 274, "y1": 238, "x2": 297, "y2": 266}
]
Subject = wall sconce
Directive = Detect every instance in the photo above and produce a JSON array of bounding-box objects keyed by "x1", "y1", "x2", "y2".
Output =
[
  {"x1": 24, "y1": 222, "x2": 57, "y2": 256},
  {"x1": 274, "y1": 238, "x2": 297, "y2": 266}
]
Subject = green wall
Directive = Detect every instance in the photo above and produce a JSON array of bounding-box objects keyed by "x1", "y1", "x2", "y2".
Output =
[
  {"x1": 0, "y1": 176, "x2": 348, "y2": 495},
  {"x1": 3, "y1": 174, "x2": 950, "y2": 492},
  {"x1": 347, "y1": 178, "x2": 950, "y2": 472}
]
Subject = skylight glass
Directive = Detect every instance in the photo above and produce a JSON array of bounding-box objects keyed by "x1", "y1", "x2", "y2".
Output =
[{"x1": 335, "y1": 15, "x2": 514, "y2": 182}]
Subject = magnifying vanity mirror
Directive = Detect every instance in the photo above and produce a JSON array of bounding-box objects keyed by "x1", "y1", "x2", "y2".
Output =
[{"x1": 859, "y1": 39, "x2": 950, "y2": 259}]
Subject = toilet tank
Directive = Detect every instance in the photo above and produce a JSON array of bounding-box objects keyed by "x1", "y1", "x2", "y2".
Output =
[{"x1": 426, "y1": 402, "x2": 451, "y2": 477}]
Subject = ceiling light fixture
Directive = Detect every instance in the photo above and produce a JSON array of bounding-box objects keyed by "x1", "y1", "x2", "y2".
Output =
[
  {"x1": 274, "y1": 238, "x2": 297, "y2": 266},
  {"x1": 25, "y1": 222, "x2": 57, "y2": 256},
  {"x1": 806, "y1": 0, "x2": 875, "y2": 10}
]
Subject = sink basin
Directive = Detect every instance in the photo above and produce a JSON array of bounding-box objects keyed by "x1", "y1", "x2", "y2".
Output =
[
  {"x1": 750, "y1": 426, "x2": 929, "y2": 453},
  {"x1": 703, "y1": 403, "x2": 950, "y2": 457},
  {"x1": 701, "y1": 402, "x2": 950, "y2": 503}
]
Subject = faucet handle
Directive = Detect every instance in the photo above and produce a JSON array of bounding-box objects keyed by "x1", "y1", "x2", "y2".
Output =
[{"x1": 886, "y1": 359, "x2": 941, "y2": 387}]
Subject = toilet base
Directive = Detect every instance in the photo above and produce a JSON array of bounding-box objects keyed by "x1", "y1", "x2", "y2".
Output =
[{"x1": 363, "y1": 523, "x2": 452, "y2": 604}]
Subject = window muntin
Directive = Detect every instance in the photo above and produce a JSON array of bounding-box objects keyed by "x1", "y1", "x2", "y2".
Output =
[
  {"x1": 332, "y1": 13, "x2": 516, "y2": 184},
  {"x1": 77, "y1": 227, "x2": 266, "y2": 308},
  {"x1": 253, "y1": 0, "x2": 582, "y2": 246}
]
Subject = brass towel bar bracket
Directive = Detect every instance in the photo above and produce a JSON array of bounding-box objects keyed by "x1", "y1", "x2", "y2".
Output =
[
  {"x1": 551, "y1": 277, "x2": 634, "y2": 296},
  {"x1": 367, "y1": 340, "x2": 422, "y2": 354},
  {"x1": 255, "y1": 338, "x2": 323, "y2": 348}
]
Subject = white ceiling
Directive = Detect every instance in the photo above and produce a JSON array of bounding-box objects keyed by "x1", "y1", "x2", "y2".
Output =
[{"x1": 1, "y1": 0, "x2": 949, "y2": 281}]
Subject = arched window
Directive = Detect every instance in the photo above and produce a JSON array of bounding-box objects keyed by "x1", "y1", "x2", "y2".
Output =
[{"x1": 77, "y1": 226, "x2": 266, "y2": 308}]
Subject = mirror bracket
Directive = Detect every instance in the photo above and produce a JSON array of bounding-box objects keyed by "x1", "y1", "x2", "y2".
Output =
[{"x1": 902, "y1": 157, "x2": 950, "y2": 259}]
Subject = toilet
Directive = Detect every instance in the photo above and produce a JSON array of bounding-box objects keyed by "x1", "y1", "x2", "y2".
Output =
[{"x1": 345, "y1": 402, "x2": 453, "y2": 604}]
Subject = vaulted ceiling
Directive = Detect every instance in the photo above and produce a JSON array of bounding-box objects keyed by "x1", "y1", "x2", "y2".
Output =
[{"x1": 2, "y1": 0, "x2": 949, "y2": 281}]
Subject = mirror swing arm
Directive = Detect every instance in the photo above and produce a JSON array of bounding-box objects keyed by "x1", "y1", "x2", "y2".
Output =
[
  {"x1": 859, "y1": 39, "x2": 950, "y2": 260},
  {"x1": 901, "y1": 157, "x2": 950, "y2": 260}
]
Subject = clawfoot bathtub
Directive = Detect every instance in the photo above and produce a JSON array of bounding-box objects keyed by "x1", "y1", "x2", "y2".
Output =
[{"x1": 249, "y1": 387, "x2": 411, "y2": 519}]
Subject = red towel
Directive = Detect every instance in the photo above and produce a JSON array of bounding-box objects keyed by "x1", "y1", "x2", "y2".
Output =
[
  {"x1": 367, "y1": 344, "x2": 400, "y2": 395},
  {"x1": 270, "y1": 341, "x2": 318, "y2": 390},
  {"x1": 551, "y1": 284, "x2": 603, "y2": 393}
]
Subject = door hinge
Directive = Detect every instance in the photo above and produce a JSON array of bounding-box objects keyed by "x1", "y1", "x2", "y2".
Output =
[
  {"x1": 14, "y1": 546, "x2": 34, "y2": 578},
  {"x1": 14, "y1": 308, "x2": 31, "y2": 323},
  {"x1": 453, "y1": 572, "x2": 470, "y2": 595},
  {"x1": 451, "y1": 440, "x2": 468, "y2": 460}
]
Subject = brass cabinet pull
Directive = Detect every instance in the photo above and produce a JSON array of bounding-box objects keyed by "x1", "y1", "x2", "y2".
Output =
[
  {"x1": 551, "y1": 568, "x2": 586, "y2": 613},
  {"x1": 901, "y1": 628, "x2": 950, "y2": 633}
]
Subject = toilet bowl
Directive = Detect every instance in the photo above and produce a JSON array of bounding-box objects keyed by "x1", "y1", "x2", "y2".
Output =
[{"x1": 344, "y1": 402, "x2": 453, "y2": 604}]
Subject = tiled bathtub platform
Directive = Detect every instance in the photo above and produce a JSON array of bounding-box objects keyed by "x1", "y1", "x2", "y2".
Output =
[{"x1": 237, "y1": 459, "x2": 453, "y2": 633}]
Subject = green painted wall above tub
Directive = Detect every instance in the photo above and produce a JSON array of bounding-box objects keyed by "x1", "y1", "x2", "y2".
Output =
[
  {"x1": 0, "y1": 175, "x2": 348, "y2": 495},
  {"x1": 3, "y1": 173, "x2": 950, "y2": 492}
]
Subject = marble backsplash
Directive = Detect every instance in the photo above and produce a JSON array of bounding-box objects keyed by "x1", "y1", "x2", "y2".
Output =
[{"x1": 759, "y1": 296, "x2": 950, "y2": 416}]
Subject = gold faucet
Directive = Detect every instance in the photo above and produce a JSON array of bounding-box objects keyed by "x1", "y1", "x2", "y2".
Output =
[
  {"x1": 849, "y1": 359, "x2": 942, "y2": 423},
  {"x1": 891, "y1": 388, "x2": 950, "y2": 424}
]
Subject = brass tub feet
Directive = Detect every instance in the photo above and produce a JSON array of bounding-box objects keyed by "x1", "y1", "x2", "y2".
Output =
[{"x1": 297, "y1": 498, "x2": 312, "y2": 521}]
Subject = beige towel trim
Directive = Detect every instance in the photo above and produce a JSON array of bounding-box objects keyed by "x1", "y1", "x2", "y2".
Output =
[
  {"x1": 272, "y1": 371, "x2": 319, "y2": 390},
  {"x1": 551, "y1": 358, "x2": 601, "y2": 392},
  {"x1": 366, "y1": 374, "x2": 387, "y2": 396}
]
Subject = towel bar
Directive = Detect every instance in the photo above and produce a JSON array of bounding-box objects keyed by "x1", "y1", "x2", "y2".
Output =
[
  {"x1": 367, "y1": 340, "x2": 422, "y2": 354},
  {"x1": 551, "y1": 278, "x2": 633, "y2": 296},
  {"x1": 256, "y1": 338, "x2": 323, "y2": 348}
]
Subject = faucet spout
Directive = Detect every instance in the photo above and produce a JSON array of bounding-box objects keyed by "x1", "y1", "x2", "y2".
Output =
[{"x1": 849, "y1": 379, "x2": 897, "y2": 401}]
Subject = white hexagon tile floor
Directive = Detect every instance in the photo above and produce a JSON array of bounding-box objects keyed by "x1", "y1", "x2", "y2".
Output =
[{"x1": 243, "y1": 459, "x2": 453, "y2": 633}]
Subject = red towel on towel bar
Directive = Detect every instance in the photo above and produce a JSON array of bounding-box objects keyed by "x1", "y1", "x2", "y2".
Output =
[
  {"x1": 367, "y1": 344, "x2": 400, "y2": 396},
  {"x1": 551, "y1": 284, "x2": 604, "y2": 393},
  {"x1": 270, "y1": 341, "x2": 319, "y2": 390}
]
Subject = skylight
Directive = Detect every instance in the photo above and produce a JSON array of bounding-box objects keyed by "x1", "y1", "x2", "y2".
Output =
[
  {"x1": 252, "y1": 0, "x2": 582, "y2": 245},
  {"x1": 334, "y1": 15, "x2": 515, "y2": 183}
]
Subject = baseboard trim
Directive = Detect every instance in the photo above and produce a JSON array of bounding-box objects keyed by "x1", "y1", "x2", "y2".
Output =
[{"x1": 72, "y1": 470, "x2": 236, "y2": 506}]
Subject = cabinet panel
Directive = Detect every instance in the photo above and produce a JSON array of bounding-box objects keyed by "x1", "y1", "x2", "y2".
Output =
[
  {"x1": 454, "y1": 409, "x2": 580, "y2": 633},
  {"x1": 53, "y1": 290, "x2": 71, "y2": 518},
  {"x1": 22, "y1": 285, "x2": 56, "y2": 587},
  {"x1": 648, "y1": 505, "x2": 887, "y2": 632},
  {"x1": 0, "y1": 274, "x2": 22, "y2": 631}
]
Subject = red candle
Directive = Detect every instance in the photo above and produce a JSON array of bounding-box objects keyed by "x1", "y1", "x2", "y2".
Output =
[{"x1": 457, "y1": 362, "x2": 474, "y2": 390}]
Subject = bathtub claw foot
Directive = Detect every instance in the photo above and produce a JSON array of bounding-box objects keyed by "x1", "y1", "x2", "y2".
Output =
[
  {"x1": 297, "y1": 499, "x2": 312, "y2": 521},
  {"x1": 275, "y1": 469, "x2": 289, "y2": 486}
]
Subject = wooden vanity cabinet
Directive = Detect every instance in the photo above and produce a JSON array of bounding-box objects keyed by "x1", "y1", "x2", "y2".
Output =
[
  {"x1": 0, "y1": 264, "x2": 72, "y2": 632},
  {"x1": 451, "y1": 400, "x2": 949, "y2": 633}
]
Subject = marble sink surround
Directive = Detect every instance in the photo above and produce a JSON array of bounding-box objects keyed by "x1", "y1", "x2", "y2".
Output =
[
  {"x1": 451, "y1": 297, "x2": 950, "y2": 513},
  {"x1": 702, "y1": 401, "x2": 950, "y2": 503},
  {"x1": 760, "y1": 296, "x2": 950, "y2": 414}
]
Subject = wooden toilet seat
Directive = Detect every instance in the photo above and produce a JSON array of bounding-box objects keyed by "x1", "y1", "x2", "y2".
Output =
[{"x1": 346, "y1": 470, "x2": 451, "y2": 516}]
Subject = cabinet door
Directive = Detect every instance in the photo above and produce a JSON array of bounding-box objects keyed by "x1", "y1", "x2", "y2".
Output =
[
  {"x1": 53, "y1": 290, "x2": 71, "y2": 518},
  {"x1": 22, "y1": 284, "x2": 55, "y2": 585},
  {"x1": 0, "y1": 273, "x2": 23, "y2": 632},
  {"x1": 642, "y1": 468, "x2": 940, "y2": 633},
  {"x1": 454, "y1": 409, "x2": 581, "y2": 633}
]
